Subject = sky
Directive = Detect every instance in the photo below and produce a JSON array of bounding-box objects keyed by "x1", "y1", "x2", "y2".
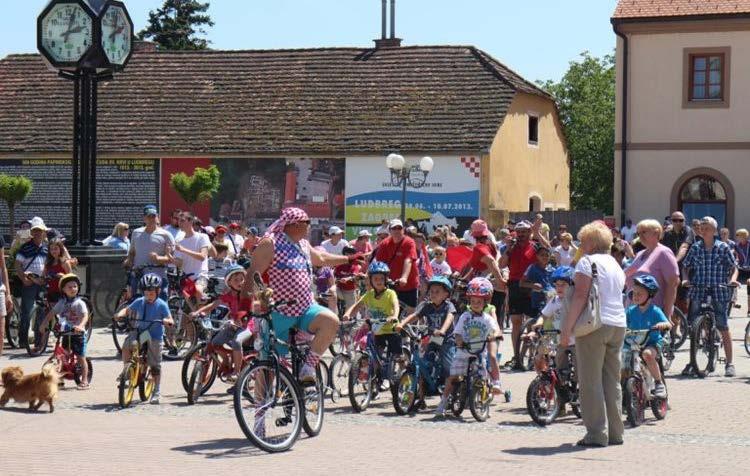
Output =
[{"x1": 2, "y1": 0, "x2": 619, "y2": 83}]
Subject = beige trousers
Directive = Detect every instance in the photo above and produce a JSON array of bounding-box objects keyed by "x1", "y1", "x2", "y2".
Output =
[{"x1": 575, "y1": 324, "x2": 625, "y2": 445}]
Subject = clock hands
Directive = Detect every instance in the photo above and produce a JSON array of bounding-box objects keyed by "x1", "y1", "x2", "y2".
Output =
[{"x1": 62, "y1": 12, "x2": 76, "y2": 42}]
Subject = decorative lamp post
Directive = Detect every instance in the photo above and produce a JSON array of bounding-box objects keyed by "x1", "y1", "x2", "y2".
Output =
[
  {"x1": 37, "y1": 0, "x2": 133, "y2": 245},
  {"x1": 386, "y1": 154, "x2": 434, "y2": 223}
]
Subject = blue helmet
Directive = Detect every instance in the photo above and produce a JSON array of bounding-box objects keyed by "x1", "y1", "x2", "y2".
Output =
[
  {"x1": 224, "y1": 264, "x2": 246, "y2": 286},
  {"x1": 367, "y1": 261, "x2": 390, "y2": 277},
  {"x1": 427, "y1": 275, "x2": 453, "y2": 292},
  {"x1": 633, "y1": 274, "x2": 659, "y2": 297},
  {"x1": 550, "y1": 266, "x2": 574, "y2": 284}
]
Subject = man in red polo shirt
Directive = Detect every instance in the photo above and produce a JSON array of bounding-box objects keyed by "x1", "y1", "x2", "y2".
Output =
[
  {"x1": 375, "y1": 219, "x2": 419, "y2": 311},
  {"x1": 498, "y1": 219, "x2": 549, "y2": 370}
]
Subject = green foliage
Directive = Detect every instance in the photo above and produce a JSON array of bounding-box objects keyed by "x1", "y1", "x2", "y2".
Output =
[
  {"x1": 0, "y1": 174, "x2": 33, "y2": 236},
  {"x1": 538, "y1": 52, "x2": 615, "y2": 214},
  {"x1": 137, "y1": 0, "x2": 214, "y2": 50},
  {"x1": 169, "y1": 165, "x2": 221, "y2": 209}
]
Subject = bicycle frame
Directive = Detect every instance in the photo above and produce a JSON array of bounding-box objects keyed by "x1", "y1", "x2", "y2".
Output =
[{"x1": 50, "y1": 328, "x2": 84, "y2": 380}]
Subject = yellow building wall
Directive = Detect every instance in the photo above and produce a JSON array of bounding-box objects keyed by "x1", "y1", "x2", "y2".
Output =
[{"x1": 485, "y1": 92, "x2": 569, "y2": 220}]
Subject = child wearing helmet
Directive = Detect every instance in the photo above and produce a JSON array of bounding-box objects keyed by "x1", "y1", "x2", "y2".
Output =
[
  {"x1": 626, "y1": 274, "x2": 672, "y2": 398},
  {"x1": 343, "y1": 261, "x2": 402, "y2": 360},
  {"x1": 191, "y1": 265, "x2": 255, "y2": 381},
  {"x1": 39, "y1": 273, "x2": 90, "y2": 389},
  {"x1": 114, "y1": 273, "x2": 174, "y2": 404},
  {"x1": 436, "y1": 277, "x2": 500, "y2": 417}
]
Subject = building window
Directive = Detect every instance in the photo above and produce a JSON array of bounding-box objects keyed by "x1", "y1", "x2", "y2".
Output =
[
  {"x1": 683, "y1": 47, "x2": 730, "y2": 109},
  {"x1": 678, "y1": 175, "x2": 727, "y2": 227},
  {"x1": 528, "y1": 115, "x2": 539, "y2": 146}
]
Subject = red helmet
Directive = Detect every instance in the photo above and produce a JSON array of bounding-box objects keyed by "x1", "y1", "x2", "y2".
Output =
[{"x1": 466, "y1": 277, "x2": 493, "y2": 299}]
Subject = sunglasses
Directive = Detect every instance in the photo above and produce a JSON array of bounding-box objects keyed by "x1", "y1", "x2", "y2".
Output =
[
  {"x1": 390, "y1": 226, "x2": 403, "y2": 231},
  {"x1": 671, "y1": 218, "x2": 684, "y2": 222}
]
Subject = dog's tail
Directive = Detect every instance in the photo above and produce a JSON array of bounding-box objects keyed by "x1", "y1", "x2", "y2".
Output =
[{"x1": 41, "y1": 363, "x2": 60, "y2": 384}]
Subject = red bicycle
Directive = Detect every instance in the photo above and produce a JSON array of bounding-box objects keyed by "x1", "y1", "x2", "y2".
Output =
[{"x1": 45, "y1": 324, "x2": 93, "y2": 386}]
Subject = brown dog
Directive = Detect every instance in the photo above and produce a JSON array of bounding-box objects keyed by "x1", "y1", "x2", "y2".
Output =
[{"x1": 0, "y1": 364, "x2": 59, "y2": 413}]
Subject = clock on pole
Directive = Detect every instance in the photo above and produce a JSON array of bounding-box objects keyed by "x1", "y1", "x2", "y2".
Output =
[
  {"x1": 37, "y1": 0, "x2": 96, "y2": 69},
  {"x1": 100, "y1": 1, "x2": 134, "y2": 69}
]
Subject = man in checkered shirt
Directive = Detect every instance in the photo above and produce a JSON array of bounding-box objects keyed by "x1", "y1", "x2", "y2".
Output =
[{"x1": 681, "y1": 216, "x2": 740, "y2": 378}]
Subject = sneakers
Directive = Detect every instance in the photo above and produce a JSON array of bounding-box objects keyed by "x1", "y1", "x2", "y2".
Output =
[
  {"x1": 491, "y1": 380, "x2": 503, "y2": 396},
  {"x1": 150, "y1": 391, "x2": 161, "y2": 405},
  {"x1": 652, "y1": 382, "x2": 667, "y2": 399},
  {"x1": 299, "y1": 363, "x2": 317, "y2": 384},
  {"x1": 435, "y1": 398, "x2": 447, "y2": 417},
  {"x1": 681, "y1": 363, "x2": 695, "y2": 377},
  {"x1": 725, "y1": 364, "x2": 736, "y2": 377}
]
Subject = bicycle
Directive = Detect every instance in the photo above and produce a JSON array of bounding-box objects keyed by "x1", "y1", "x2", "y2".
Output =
[
  {"x1": 515, "y1": 316, "x2": 540, "y2": 371},
  {"x1": 446, "y1": 337, "x2": 499, "y2": 422},
  {"x1": 688, "y1": 284, "x2": 737, "y2": 378},
  {"x1": 744, "y1": 318, "x2": 750, "y2": 357},
  {"x1": 525, "y1": 329, "x2": 580, "y2": 426},
  {"x1": 111, "y1": 265, "x2": 162, "y2": 354},
  {"x1": 393, "y1": 325, "x2": 451, "y2": 415},
  {"x1": 4, "y1": 295, "x2": 21, "y2": 348},
  {"x1": 45, "y1": 322, "x2": 93, "y2": 386},
  {"x1": 117, "y1": 318, "x2": 167, "y2": 409},
  {"x1": 347, "y1": 316, "x2": 410, "y2": 413},
  {"x1": 233, "y1": 274, "x2": 325, "y2": 453},
  {"x1": 621, "y1": 328, "x2": 669, "y2": 427},
  {"x1": 327, "y1": 316, "x2": 367, "y2": 403}
]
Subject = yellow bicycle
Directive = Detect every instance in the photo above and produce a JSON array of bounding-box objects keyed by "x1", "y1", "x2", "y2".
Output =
[{"x1": 118, "y1": 318, "x2": 164, "y2": 408}]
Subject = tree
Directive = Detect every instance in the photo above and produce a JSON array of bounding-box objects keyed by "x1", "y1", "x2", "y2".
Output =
[
  {"x1": 0, "y1": 174, "x2": 33, "y2": 236},
  {"x1": 169, "y1": 165, "x2": 221, "y2": 213},
  {"x1": 137, "y1": 0, "x2": 214, "y2": 50},
  {"x1": 539, "y1": 52, "x2": 615, "y2": 214}
]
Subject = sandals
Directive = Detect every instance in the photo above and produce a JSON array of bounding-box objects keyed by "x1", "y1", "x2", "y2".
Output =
[{"x1": 77, "y1": 382, "x2": 91, "y2": 390}]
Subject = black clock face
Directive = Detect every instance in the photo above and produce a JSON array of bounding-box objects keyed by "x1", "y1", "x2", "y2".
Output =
[
  {"x1": 101, "y1": 6, "x2": 131, "y2": 65},
  {"x1": 40, "y1": 3, "x2": 93, "y2": 63}
]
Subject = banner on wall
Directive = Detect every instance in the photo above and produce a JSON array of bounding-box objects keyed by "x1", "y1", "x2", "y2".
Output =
[
  {"x1": 344, "y1": 156, "x2": 480, "y2": 238},
  {"x1": 0, "y1": 158, "x2": 159, "y2": 240}
]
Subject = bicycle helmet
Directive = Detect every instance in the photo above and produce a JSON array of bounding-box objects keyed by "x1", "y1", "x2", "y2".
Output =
[
  {"x1": 224, "y1": 264, "x2": 246, "y2": 287},
  {"x1": 427, "y1": 275, "x2": 453, "y2": 293},
  {"x1": 550, "y1": 266, "x2": 574, "y2": 285},
  {"x1": 367, "y1": 261, "x2": 390, "y2": 277},
  {"x1": 59, "y1": 273, "x2": 81, "y2": 290},
  {"x1": 633, "y1": 274, "x2": 659, "y2": 297},
  {"x1": 466, "y1": 277, "x2": 493, "y2": 299},
  {"x1": 139, "y1": 273, "x2": 163, "y2": 291}
]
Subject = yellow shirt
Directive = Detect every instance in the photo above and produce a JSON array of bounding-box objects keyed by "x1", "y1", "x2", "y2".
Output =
[{"x1": 362, "y1": 289, "x2": 398, "y2": 335}]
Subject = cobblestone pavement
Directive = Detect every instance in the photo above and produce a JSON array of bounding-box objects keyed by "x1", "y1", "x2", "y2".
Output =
[{"x1": 2, "y1": 293, "x2": 750, "y2": 476}]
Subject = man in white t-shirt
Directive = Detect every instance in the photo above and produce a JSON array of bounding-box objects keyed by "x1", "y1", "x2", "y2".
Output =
[
  {"x1": 321, "y1": 226, "x2": 347, "y2": 255},
  {"x1": 174, "y1": 212, "x2": 210, "y2": 302},
  {"x1": 621, "y1": 219, "x2": 637, "y2": 243},
  {"x1": 163, "y1": 209, "x2": 185, "y2": 242}
]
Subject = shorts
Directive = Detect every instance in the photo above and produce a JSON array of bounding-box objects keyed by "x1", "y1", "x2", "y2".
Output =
[
  {"x1": 396, "y1": 289, "x2": 418, "y2": 309},
  {"x1": 450, "y1": 348, "x2": 485, "y2": 376},
  {"x1": 507, "y1": 280, "x2": 532, "y2": 316},
  {"x1": 491, "y1": 291, "x2": 506, "y2": 325},
  {"x1": 124, "y1": 332, "x2": 163, "y2": 373},
  {"x1": 62, "y1": 332, "x2": 87, "y2": 357},
  {"x1": 688, "y1": 297, "x2": 729, "y2": 331},
  {"x1": 738, "y1": 269, "x2": 750, "y2": 283},
  {"x1": 374, "y1": 333, "x2": 403, "y2": 356},
  {"x1": 0, "y1": 286, "x2": 6, "y2": 317},
  {"x1": 267, "y1": 302, "x2": 328, "y2": 356},
  {"x1": 182, "y1": 276, "x2": 208, "y2": 299},
  {"x1": 211, "y1": 321, "x2": 242, "y2": 351}
]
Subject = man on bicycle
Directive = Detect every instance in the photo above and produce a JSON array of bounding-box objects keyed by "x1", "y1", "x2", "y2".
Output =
[
  {"x1": 246, "y1": 207, "x2": 362, "y2": 382},
  {"x1": 124, "y1": 205, "x2": 175, "y2": 300},
  {"x1": 681, "y1": 216, "x2": 739, "y2": 377}
]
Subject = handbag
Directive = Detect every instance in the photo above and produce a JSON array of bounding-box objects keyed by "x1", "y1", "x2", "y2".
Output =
[{"x1": 574, "y1": 258, "x2": 602, "y2": 337}]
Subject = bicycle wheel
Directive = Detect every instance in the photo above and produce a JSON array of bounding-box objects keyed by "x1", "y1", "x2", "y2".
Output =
[
  {"x1": 329, "y1": 353, "x2": 351, "y2": 403},
  {"x1": 80, "y1": 296, "x2": 95, "y2": 342},
  {"x1": 449, "y1": 381, "x2": 467, "y2": 417},
  {"x1": 5, "y1": 305, "x2": 20, "y2": 348},
  {"x1": 469, "y1": 378, "x2": 492, "y2": 422},
  {"x1": 348, "y1": 352, "x2": 373, "y2": 412},
  {"x1": 651, "y1": 386, "x2": 668, "y2": 421},
  {"x1": 111, "y1": 295, "x2": 130, "y2": 355},
  {"x1": 690, "y1": 315, "x2": 715, "y2": 378},
  {"x1": 25, "y1": 306, "x2": 49, "y2": 357},
  {"x1": 163, "y1": 297, "x2": 196, "y2": 360},
  {"x1": 525, "y1": 376, "x2": 561, "y2": 426},
  {"x1": 233, "y1": 361, "x2": 303, "y2": 453},
  {"x1": 187, "y1": 361, "x2": 206, "y2": 405},
  {"x1": 317, "y1": 360, "x2": 330, "y2": 397},
  {"x1": 73, "y1": 357, "x2": 93, "y2": 385},
  {"x1": 669, "y1": 308, "x2": 688, "y2": 350},
  {"x1": 302, "y1": 364, "x2": 325, "y2": 437},
  {"x1": 623, "y1": 376, "x2": 645, "y2": 427},
  {"x1": 517, "y1": 318, "x2": 537, "y2": 371},
  {"x1": 392, "y1": 368, "x2": 419, "y2": 415},
  {"x1": 139, "y1": 366, "x2": 156, "y2": 402},
  {"x1": 118, "y1": 363, "x2": 138, "y2": 408},
  {"x1": 181, "y1": 343, "x2": 217, "y2": 394},
  {"x1": 744, "y1": 320, "x2": 750, "y2": 357}
]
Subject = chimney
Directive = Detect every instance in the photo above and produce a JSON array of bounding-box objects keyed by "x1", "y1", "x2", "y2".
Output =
[
  {"x1": 374, "y1": 0, "x2": 402, "y2": 48},
  {"x1": 134, "y1": 41, "x2": 158, "y2": 53}
]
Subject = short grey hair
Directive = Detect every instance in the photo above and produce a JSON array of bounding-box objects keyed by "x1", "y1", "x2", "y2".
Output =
[{"x1": 700, "y1": 216, "x2": 718, "y2": 230}]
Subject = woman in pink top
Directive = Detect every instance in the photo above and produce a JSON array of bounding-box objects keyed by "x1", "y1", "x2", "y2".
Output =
[
  {"x1": 351, "y1": 229, "x2": 374, "y2": 255},
  {"x1": 625, "y1": 219, "x2": 680, "y2": 318}
]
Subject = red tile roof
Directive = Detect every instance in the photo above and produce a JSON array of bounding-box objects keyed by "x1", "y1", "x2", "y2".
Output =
[{"x1": 613, "y1": 0, "x2": 750, "y2": 19}]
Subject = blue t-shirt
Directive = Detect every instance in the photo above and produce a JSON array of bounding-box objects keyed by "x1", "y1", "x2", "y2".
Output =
[
  {"x1": 626, "y1": 304, "x2": 668, "y2": 348},
  {"x1": 127, "y1": 297, "x2": 171, "y2": 341},
  {"x1": 415, "y1": 300, "x2": 456, "y2": 334},
  {"x1": 524, "y1": 263, "x2": 554, "y2": 309}
]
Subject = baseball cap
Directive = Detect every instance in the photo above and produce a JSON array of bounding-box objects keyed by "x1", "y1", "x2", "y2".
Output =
[
  {"x1": 215, "y1": 225, "x2": 228, "y2": 233},
  {"x1": 389, "y1": 219, "x2": 404, "y2": 229},
  {"x1": 248, "y1": 226, "x2": 259, "y2": 236},
  {"x1": 229, "y1": 222, "x2": 240, "y2": 230},
  {"x1": 358, "y1": 229, "x2": 372, "y2": 237},
  {"x1": 514, "y1": 220, "x2": 532, "y2": 231},
  {"x1": 143, "y1": 205, "x2": 158, "y2": 216},
  {"x1": 328, "y1": 226, "x2": 344, "y2": 235},
  {"x1": 376, "y1": 226, "x2": 389, "y2": 236}
]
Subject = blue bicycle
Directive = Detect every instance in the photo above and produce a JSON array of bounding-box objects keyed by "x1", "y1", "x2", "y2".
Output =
[{"x1": 393, "y1": 325, "x2": 453, "y2": 415}]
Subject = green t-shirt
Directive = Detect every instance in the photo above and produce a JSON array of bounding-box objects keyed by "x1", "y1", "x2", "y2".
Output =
[{"x1": 362, "y1": 288, "x2": 399, "y2": 335}]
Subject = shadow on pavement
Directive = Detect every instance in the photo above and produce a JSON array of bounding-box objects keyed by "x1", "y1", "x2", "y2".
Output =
[
  {"x1": 172, "y1": 438, "x2": 266, "y2": 459},
  {"x1": 503, "y1": 443, "x2": 586, "y2": 456}
]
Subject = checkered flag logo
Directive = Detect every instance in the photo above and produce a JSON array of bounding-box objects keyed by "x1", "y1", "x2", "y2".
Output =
[{"x1": 460, "y1": 156, "x2": 480, "y2": 178}]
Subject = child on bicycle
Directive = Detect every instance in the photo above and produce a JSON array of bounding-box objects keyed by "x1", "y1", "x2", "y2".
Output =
[
  {"x1": 523, "y1": 266, "x2": 576, "y2": 373},
  {"x1": 521, "y1": 244, "x2": 555, "y2": 319},
  {"x1": 115, "y1": 273, "x2": 174, "y2": 404},
  {"x1": 343, "y1": 261, "x2": 402, "y2": 362},
  {"x1": 39, "y1": 273, "x2": 90, "y2": 389},
  {"x1": 436, "y1": 277, "x2": 499, "y2": 417},
  {"x1": 191, "y1": 265, "x2": 254, "y2": 381},
  {"x1": 334, "y1": 246, "x2": 364, "y2": 312},
  {"x1": 626, "y1": 274, "x2": 671, "y2": 399}
]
